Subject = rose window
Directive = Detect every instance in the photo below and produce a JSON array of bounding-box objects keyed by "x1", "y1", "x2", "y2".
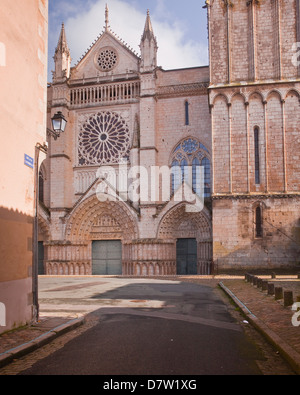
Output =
[
  {"x1": 96, "y1": 47, "x2": 118, "y2": 71},
  {"x1": 78, "y1": 111, "x2": 130, "y2": 166}
]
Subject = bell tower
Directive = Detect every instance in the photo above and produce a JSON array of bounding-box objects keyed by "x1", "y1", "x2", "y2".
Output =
[{"x1": 207, "y1": 0, "x2": 300, "y2": 270}]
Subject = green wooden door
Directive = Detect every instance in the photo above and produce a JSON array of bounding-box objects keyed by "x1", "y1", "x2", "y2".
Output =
[
  {"x1": 176, "y1": 238, "x2": 197, "y2": 275},
  {"x1": 92, "y1": 240, "x2": 122, "y2": 275}
]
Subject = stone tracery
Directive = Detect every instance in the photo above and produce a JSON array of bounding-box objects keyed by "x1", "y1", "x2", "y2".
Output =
[
  {"x1": 96, "y1": 47, "x2": 118, "y2": 71},
  {"x1": 78, "y1": 111, "x2": 130, "y2": 166},
  {"x1": 170, "y1": 138, "x2": 211, "y2": 198}
]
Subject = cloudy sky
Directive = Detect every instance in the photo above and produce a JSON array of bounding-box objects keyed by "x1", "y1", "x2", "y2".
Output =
[{"x1": 48, "y1": 0, "x2": 208, "y2": 82}]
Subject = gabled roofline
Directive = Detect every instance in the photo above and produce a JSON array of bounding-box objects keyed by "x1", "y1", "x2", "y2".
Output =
[{"x1": 73, "y1": 28, "x2": 140, "y2": 69}]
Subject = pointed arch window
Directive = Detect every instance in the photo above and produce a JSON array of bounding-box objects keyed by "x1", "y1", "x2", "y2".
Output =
[
  {"x1": 255, "y1": 206, "x2": 263, "y2": 238},
  {"x1": 254, "y1": 127, "x2": 260, "y2": 185},
  {"x1": 170, "y1": 138, "x2": 211, "y2": 198},
  {"x1": 185, "y1": 101, "x2": 189, "y2": 125}
]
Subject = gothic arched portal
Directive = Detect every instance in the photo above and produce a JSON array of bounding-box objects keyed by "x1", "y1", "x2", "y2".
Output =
[
  {"x1": 45, "y1": 195, "x2": 139, "y2": 275},
  {"x1": 157, "y1": 203, "x2": 213, "y2": 274}
]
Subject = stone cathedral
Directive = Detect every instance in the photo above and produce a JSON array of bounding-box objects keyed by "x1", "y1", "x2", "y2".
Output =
[{"x1": 40, "y1": 1, "x2": 300, "y2": 276}]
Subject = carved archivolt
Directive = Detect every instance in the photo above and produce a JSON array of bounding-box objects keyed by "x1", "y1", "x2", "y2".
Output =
[
  {"x1": 65, "y1": 194, "x2": 138, "y2": 242},
  {"x1": 38, "y1": 203, "x2": 51, "y2": 241},
  {"x1": 157, "y1": 203, "x2": 212, "y2": 241},
  {"x1": 38, "y1": 214, "x2": 51, "y2": 241}
]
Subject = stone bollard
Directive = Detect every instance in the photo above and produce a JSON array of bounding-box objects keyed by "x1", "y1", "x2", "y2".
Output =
[
  {"x1": 257, "y1": 278, "x2": 263, "y2": 289},
  {"x1": 268, "y1": 283, "x2": 275, "y2": 295},
  {"x1": 262, "y1": 280, "x2": 268, "y2": 291},
  {"x1": 275, "y1": 286, "x2": 283, "y2": 300},
  {"x1": 284, "y1": 291, "x2": 294, "y2": 307},
  {"x1": 253, "y1": 276, "x2": 258, "y2": 286}
]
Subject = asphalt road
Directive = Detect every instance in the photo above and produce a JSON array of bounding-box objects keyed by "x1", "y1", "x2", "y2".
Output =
[{"x1": 19, "y1": 277, "x2": 265, "y2": 375}]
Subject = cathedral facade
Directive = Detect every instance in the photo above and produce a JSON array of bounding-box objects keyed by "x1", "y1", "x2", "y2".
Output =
[{"x1": 41, "y1": 1, "x2": 300, "y2": 276}]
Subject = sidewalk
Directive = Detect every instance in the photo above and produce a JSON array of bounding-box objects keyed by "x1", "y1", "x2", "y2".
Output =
[
  {"x1": 0, "y1": 315, "x2": 84, "y2": 368},
  {"x1": 219, "y1": 275, "x2": 300, "y2": 375},
  {"x1": 0, "y1": 274, "x2": 299, "y2": 374}
]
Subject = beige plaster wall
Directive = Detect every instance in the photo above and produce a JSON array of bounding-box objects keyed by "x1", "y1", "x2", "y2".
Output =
[{"x1": 0, "y1": 0, "x2": 48, "y2": 333}]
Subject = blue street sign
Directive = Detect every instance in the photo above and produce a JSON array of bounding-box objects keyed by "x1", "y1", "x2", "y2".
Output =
[{"x1": 24, "y1": 154, "x2": 34, "y2": 169}]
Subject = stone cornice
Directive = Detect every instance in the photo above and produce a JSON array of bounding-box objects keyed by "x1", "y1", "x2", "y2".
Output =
[
  {"x1": 208, "y1": 78, "x2": 300, "y2": 91},
  {"x1": 212, "y1": 193, "x2": 300, "y2": 200},
  {"x1": 157, "y1": 82, "x2": 209, "y2": 98}
]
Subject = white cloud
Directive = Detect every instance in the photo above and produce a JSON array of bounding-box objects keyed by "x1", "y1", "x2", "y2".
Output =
[{"x1": 48, "y1": 0, "x2": 208, "y2": 80}]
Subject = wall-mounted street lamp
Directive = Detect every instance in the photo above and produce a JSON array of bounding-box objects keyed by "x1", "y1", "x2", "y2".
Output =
[
  {"x1": 47, "y1": 111, "x2": 68, "y2": 140},
  {"x1": 32, "y1": 111, "x2": 67, "y2": 322}
]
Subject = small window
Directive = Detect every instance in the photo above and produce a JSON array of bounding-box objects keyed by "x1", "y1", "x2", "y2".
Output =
[
  {"x1": 185, "y1": 101, "x2": 189, "y2": 125},
  {"x1": 255, "y1": 206, "x2": 263, "y2": 238},
  {"x1": 254, "y1": 127, "x2": 260, "y2": 184}
]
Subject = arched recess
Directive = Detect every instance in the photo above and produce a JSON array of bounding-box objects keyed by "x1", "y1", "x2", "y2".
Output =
[
  {"x1": 212, "y1": 94, "x2": 230, "y2": 194},
  {"x1": 157, "y1": 203, "x2": 212, "y2": 274},
  {"x1": 54, "y1": 194, "x2": 140, "y2": 275},
  {"x1": 284, "y1": 90, "x2": 300, "y2": 192},
  {"x1": 65, "y1": 194, "x2": 139, "y2": 242},
  {"x1": 266, "y1": 90, "x2": 284, "y2": 192},
  {"x1": 248, "y1": 91, "x2": 265, "y2": 192},
  {"x1": 231, "y1": 93, "x2": 247, "y2": 193}
]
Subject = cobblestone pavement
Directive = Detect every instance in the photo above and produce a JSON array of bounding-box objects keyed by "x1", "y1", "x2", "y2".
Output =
[{"x1": 0, "y1": 275, "x2": 299, "y2": 375}]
